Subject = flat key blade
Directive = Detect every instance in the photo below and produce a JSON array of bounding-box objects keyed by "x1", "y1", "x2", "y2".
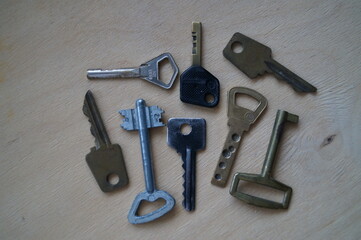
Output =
[
  {"x1": 83, "y1": 90, "x2": 111, "y2": 148},
  {"x1": 167, "y1": 118, "x2": 206, "y2": 211},
  {"x1": 223, "y1": 32, "x2": 317, "y2": 93}
]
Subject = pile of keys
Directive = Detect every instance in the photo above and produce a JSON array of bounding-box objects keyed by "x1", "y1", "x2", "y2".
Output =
[{"x1": 83, "y1": 22, "x2": 317, "y2": 224}]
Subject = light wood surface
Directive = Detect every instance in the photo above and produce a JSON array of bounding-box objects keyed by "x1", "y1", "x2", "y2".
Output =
[{"x1": 1, "y1": 0, "x2": 361, "y2": 239}]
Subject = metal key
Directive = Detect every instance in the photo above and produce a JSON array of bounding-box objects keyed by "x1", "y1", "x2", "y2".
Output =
[
  {"x1": 83, "y1": 90, "x2": 129, "y2": 192},
  {"x1": 180, "y1": 22, "x2": 220, "y2": 107},
  {"x1": 223, "y1": 33, "x2": 317, "y2": 93},
  {"x1": 211, "y1": 87, "x2": 267, "y2": 187},
  {"x1": 167, "y1": 118, "x2": 206, "y2": 211},
  {"x1": 120, "y1": 99, "x2": 175, "y2": 224},
  {"x1": 87, "y1": 53, "x2": 179, "y2": 89},
  {"x1": 230, "y1": 110, "x2": 298, "y2": 209}
]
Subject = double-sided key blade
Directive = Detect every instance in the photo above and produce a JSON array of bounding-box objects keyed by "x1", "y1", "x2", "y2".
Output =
[
  {"x1": 167, "y1": 118, "x2": 206, "y2": 211},
  {"x1": 223, "y1": 32, "x2": 317, "y2": 93},
  {"x1": 83, "y1": 90, "x2": 128, "y2": 192},
  {"x1": 83, "y1": 90, "x2": 111, "y2": 148}
]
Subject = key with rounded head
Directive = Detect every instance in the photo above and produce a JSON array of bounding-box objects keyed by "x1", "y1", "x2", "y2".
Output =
[
  {"x1": 167, "y1": 118, "x2": 206, "y2": 211},
  {"x1": 87, "y1": 53, "x2": 179, "y2": 89},
  {"x1": 230, "y1": 110, "x2": 298, "y2": 209},
  {"x1": 120, "y1": 99, "x2": 175, "y2": 224},
  {"x1": 83, "y1": 90, "x2": 129, "y2": 192},
  {"x1": 211, "y1": 87, "x2": 267, "y2": 187},
  {"x1": 180, "y1": 22, "x2": 220, "y2": 107},
  {"x1": 223, "y1": 33, "x2": 317, "y2": 93}
]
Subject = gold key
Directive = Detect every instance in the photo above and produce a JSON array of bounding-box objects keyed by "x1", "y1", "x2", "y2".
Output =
[
  {"x1": 211, "y1": 87, "x2": 267, "y2": 187},
  {"x1": 83, "y1": 90, "x2": 129, "y2": 192}
]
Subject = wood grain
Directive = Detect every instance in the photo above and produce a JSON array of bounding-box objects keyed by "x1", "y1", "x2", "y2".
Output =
[{"x1": 1, "y1": 0, "x2": 360, "y2": 239}]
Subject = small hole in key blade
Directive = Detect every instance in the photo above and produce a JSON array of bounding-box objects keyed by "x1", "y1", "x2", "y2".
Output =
[
  {"x1": 107, "y1": 173, "x2": 120, "y2": 185},
  {"x1": 235, "y1": 93, "x2": 260, "y2": 111},
  {"x1": 219, "y1": 162, "x2": 226, "y2": 169},
  {"x1": 229, "y1": 146, "x2": 235, "y2": 153},
  {"x1": 137, "y1": 199, "x2": 166, "y2": 216},
  {"x1": 180, "y1": 124, "x2": 192, "y2": 135},
  {"x1": 205, "y1": 94, "x2": 215, "y2": 103},
  {"x1": 158, "y1": 58, "x2": 173, "y2": 84},
  {"x1": 222, "y1": 149, "x2": 231, "y2": 158},
  {"x1": 232, "y1": 133, "x2": 240, "y2": 142},
  {"x1": 237, "y1": 181, "x2": 285, "y2": 203},
  {"x1": 231, "y1": 41, "x2": 244, "y2": 53},
  {"x1": 215, "y1": 174, "x2": 222, "y2": 180}
]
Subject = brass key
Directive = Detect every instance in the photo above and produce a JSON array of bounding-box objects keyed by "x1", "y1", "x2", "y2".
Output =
[
  {"x1": 230, "y1": 110, "x2": 298, "y2": 209},
  {"x1": 223, "y1": 33, "x2": 317, "y2": 93},
  {"x1": 83, "y1": 90, "x2": 129, "y2": 192},
  {"x1": 211, "y1": 87, "x2": 267, "y2": 187}
]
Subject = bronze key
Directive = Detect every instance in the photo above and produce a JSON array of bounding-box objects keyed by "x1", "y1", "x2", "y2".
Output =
[
  {"x1": 83, "y1": 90, "x2": 129, "y2": 192},
  {"x1": 211, "y1": 87, "x2": 267, "y2": 187},
  {"x1": 230, "y1": 110, "x2": 298, "y2": 209},
  {"x1": 223, "y1": 33, "x2": 317, "y2": 93}
]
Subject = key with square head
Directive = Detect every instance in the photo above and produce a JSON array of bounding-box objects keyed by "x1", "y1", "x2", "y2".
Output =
[
  {"x1": 223, "y1": 33, "x2": 317, "y2": 93},
  {"x1": 230, "y1": 110, "x2": 298, "y2": 209},
  {"x1": 120, "y1": 99, "x2": 175, "y2": 224},
  {"x1": 87, "y1": 53, "x2": 179, "y2": 89},
  {"x1": 83, "y1": 90, "x2": 129, "y2": 192},
  {"x1": 167, "y1": 118, "x2": 206, "y2": 211},
  {"x1": 180, "y1": 22, "x2": 220, "y2": 107},
  {"x1": 211, "y1": 87, "x2": 267, "y2": 187}
]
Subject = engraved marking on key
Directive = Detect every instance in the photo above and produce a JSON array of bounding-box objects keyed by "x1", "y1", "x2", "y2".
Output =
[
  {"x1": 87, "y1": 53, "x2": 179, "y2": 89},
  {"x1": 167, "y1": 118, "x2": 206, "y2": 211},
  {"x1": 223, "y1": 33, "x2": 317, "y2": 93},
  {"x1": 211, "y1": 87, "x2": 267, "y2": 187},
  {"x1": 180, "y1": 22, "x2": 220, "y2": 107},
  {"x1": 230, "y1": 110, "x2": 298, "y2": 209},
  {"x1": 83, "y1": 90, "x2": 128, "y2": 192},
  {"x1": 120, "y1": 99, "x2": 175, "y2": 224}
]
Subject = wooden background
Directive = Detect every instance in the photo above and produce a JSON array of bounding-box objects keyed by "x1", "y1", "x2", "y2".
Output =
[{"x1": 1, "y1": 0, "x2": 360, "y2": 239}]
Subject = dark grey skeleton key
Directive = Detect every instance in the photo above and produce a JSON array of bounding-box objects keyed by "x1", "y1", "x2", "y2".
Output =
[
  {"x1": 223, "y1": 33, "x2": 317, "y2": 93},
  {"x1": 167, "y1": 118, "x2": 206, "y2": 211}
]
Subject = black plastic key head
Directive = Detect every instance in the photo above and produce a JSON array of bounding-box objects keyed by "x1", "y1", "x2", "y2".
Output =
[{"x1": 180, "y1": 65, "x2": 220, "y2": 108}]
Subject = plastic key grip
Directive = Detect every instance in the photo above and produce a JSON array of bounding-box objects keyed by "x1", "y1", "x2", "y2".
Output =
[{"x1": 180, "y1": 65, "x2": 220, "y2": 108}]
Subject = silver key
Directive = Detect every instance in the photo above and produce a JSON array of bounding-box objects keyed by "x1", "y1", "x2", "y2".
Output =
[
  {"x1": 120, "y1": 99, "x2": 175, "y2": 224},
  {"x1": 87, "y1": 53, "x2": 179, "y2": 89}
]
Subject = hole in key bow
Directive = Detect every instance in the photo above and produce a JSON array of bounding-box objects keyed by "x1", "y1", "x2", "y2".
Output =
[
  {"x1": 107, "y1": 173, "x2": 120, "y2": 185},
  {"x1": 231, "y1": 41, "x2": 244, "y2": 53},
  {"x1": 180, "y1": 124, "x2": 192, "y2": 135},
  {"x1": 236, "y1": 180, "x2": 285, "y2": 203},
  {"x1": 137, "y1": 198, "x2": 166, "y2": 216},
  {"x1": 205, "y1": 93, "x2": 215, "y2": 103},
  {"x1": 158, "y1": 58, "x2": 173, "y2": 84},
  {"x1": 235, "y1": 93, "x2": 260, "y2": 111}
]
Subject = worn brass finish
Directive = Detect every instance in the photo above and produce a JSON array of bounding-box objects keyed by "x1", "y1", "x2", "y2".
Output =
[
  {"x1": 223, "y1": 32, "x2": 317, "y2": 93},
  {"x1": 211, "y1": 87, "x2": 267, "y2": 187},
  {"x1": 230, "y1": 110, "x2": 298, "y2": 209},
  {"x1": 83, "y1": 91, "x2": 129, "y2": 192}
]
